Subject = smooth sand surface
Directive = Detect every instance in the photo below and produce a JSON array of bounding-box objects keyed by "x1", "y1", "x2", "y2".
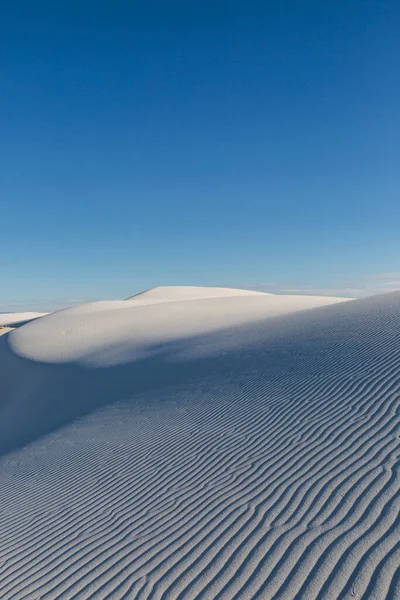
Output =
[
  {"x1": 126, "y1": 285, "x2": 272, "y2": 304},
  {"x1": 0, "y1": 327, "x2": 12, "y2": 336},
  {"x1": 3, "y1": 287, "x2": 400, "y2": 599},
  {"x1": 0, "y1": 312, "x2": 48, "y2": 327}
]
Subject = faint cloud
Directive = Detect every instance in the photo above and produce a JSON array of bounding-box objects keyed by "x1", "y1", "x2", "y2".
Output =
[{"x1": 246, "y1": 273, "x2": 400, "y2": 298}]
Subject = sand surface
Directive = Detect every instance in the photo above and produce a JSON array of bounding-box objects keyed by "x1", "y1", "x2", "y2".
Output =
[
  {"x1": 0, "y1": 327, "x2": 12, "y2": 337},
  {"x1": 126, "y1": 286, "x2": 272, "y2": 304},
  {"x1": 0, "y1": 312, "x2": 48, "y2": 327},
  {"x1": 2, "y1": 286, "x2": 400, "y2": 599}
]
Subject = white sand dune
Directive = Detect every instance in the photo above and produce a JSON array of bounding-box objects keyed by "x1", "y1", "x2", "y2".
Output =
[
  {"x1": 0, "y1": 312, "x2": 48, "y2": 327},
  {"x1": 126, "y1": 285, "x2": 272, "y2": 305},
  {"x1": 6, "y1": 289, "x2": 349, "y2": 367},
  {"x1": 0, "y1": 327, "x2": 12, "y2": 337},
  {"x1": 1, "y1": 287, "x2": 400, "y2": 599}
]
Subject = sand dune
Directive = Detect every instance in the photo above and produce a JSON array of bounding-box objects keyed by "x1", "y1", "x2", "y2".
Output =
[
  {"x1": 126, "y1": 285, "x2": 272, "y2": 304},
  {"x1": 0, "y1": 312, "x2": 48, "y2": 327},
  {"x1": 1, "y1": 287, "x2": 400, "y2": 599},
  {"x1": 0, "y1": 327, "x2": 12, "y2": 337}
]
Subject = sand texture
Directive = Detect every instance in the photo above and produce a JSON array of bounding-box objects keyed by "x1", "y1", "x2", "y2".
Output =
[{"x1": 2, "y1": 287, "x2": 400, "y2": 599}]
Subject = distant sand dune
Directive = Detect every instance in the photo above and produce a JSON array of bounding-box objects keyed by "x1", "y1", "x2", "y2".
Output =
[
  {"x1": 126, "y1": 285, "x2": 272, "y2": 303},
  {"x1": 0, "y1": 312, "x2": 48, "y2": 327},
  {"x1": 1, "y1": 288, "x2": 400, "y2": 599}
]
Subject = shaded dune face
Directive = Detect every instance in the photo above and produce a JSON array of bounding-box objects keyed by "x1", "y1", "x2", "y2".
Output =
[{"x1": 1, "y1": 289, "x2": 399, "y2": 599}]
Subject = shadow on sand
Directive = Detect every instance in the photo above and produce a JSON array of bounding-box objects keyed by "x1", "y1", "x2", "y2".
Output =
[{"x1": 0, "y1": 292, "x2": 398, "y2": 457}]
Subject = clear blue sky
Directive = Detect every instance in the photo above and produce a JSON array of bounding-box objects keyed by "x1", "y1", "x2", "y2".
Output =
[{"x1": 1, "y1": 1, "x2": 399, "y2": 310}]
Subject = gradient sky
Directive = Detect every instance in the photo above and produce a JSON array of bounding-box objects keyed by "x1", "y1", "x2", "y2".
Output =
[{"x1": 1, "y1": 1, "x2": 399, "y2": 310}]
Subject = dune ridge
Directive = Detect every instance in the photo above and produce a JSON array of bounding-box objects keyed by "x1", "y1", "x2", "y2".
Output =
[
  {"x1": 126, "y1": 285, "x2": 272, "y2": 304},
  {"x1": 0, "y1": 288, "x2": 399, "y2": 599}
]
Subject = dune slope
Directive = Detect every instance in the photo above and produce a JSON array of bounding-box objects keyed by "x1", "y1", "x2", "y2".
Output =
[
  {"x1": 0, "y1": 327, "x2": 13, "y2": 337},
  {"x1": 0, "y1": 312, "x2": 48, "y2": 327},
  {"x1": 1, "y1": 289, "x2": 400, "y2": 599}
]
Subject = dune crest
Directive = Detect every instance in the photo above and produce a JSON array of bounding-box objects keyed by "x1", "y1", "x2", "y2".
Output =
[{"x1": 126, "y1": 285, "x2": 272, "y2": 304}]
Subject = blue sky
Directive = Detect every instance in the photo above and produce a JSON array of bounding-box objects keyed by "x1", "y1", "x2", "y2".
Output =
[{"x1": 1, "y1": 1, "x2": 399, "y2": 310}]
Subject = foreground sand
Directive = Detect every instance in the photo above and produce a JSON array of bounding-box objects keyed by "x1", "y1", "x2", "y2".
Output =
[{"x1": 1, "y1": 287, "x2": 400, "y2": 598}]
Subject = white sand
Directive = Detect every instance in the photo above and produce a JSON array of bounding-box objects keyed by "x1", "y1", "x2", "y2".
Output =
[
  {"x1": 1, "y1": 286, "x2": 400, "y2": 599},
  {"x1": 126, "y1": 285, "x2": 272, "y2": 304},
  {"x1": 0, "y1": 327, "x2": 13, "y2": 336},
  {"x1": 8, "y1": 288, "x2": 349, "y2": 366},
  {"x1": 0, "y1": 311, "x2": 48, "y2": 327}
]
